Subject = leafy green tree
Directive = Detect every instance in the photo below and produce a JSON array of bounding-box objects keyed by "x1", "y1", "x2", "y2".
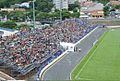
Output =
[
  {"x1": 29, "y1": 0, "x2": 54, "y2": 12},
  {"x1": 73, "y1": 8, "x2": 78, "y2": 13},
  {"x1": 104, "y1": 6, "x2": 110, "y2": 16},
  {"x1": 114, "y1": 5, "x2": 120, "y2": 9},
  {"x1": 62, "y1": 10, "x2": 71, "y2": 20},
  {"x1": 17, "y1": 24, "x2": 32, "y2": 30},
  {"x1": 68, "y1": 1, "x2": 80, "y2": 11},
  {"x1": 8, "y1": 11, "x2": 26, "y2": 22},
  {"x1": 51, "y1": 11, "x2": 60, "y2": 19},
  {"x1": 0, "y1": 0, "x2": 5, "y2": 8},
  {"x1": 71, "y1": 12, "x2": 80, "y2": 18},
  {"x1": 1, "y1": 21, "x2": 17, "y2": 29},
  {"x1": 0, "y1": 0, "x2": 30, "y2": 8},
  {"x1": 36, "y1": 12, "x2": 49, "y2": 20},
  {"x1": 0, "y1": 11, "x2": 8, "y2": 17},
  {"x1": 69, "y1": 4, "x2": 78, "y2": 11},
  {"x1": 0, "y1": 22, "x2": 4, "y2": 27}
]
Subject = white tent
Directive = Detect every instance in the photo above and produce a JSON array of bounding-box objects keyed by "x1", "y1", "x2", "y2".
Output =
[{"x1": 60, "y1": 42, "x2": 75, "y2": 52}]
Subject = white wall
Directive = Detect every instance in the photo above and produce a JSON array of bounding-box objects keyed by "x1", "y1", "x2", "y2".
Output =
[{"x1": 53, "y1": 0, "x2": 68, "y2": 10}]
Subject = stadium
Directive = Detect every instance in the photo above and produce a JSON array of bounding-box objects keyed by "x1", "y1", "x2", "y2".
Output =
[{"x1": 0, "y1": 18, "x2": 120, "y2": 80}]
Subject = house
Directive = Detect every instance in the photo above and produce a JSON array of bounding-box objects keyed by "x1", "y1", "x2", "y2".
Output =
[
  {"x1": 89, "y1": 10, "x2": 104, "y2": 18},
  {"x1": 110, "y1": 0, "x2": 120, "y2": 5},
  {"x1": 68, "y1": 0, "x2": 77, "y2": 4},
  {"x1": 80, "y1": 0, "x2": 95, "y2": 7},
  {"x1": 81, "y1": 1, "x2": 104, "y2": 19}
]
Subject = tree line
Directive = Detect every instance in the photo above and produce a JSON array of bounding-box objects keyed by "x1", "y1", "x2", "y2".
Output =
[
  {"x1": 0, "y1": 0, "x2": 80, "y2": 29},
  {"x1": 0, "y1": 0, "x2": 54, "y2": 12}
]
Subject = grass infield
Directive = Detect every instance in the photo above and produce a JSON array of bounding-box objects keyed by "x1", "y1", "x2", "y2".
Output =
[{"x1": 71, "y1": 28, "x2": 120, "y2": 81}]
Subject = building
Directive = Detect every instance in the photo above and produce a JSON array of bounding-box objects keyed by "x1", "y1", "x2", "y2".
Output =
[
  {"x1": 110, "y1": 0, "x2": 120, "y2": 5},
  {"x1": 115, "y1": 9, "x2": 120, "y2": 18},
  {"x1": 68, "y1": 0, "x2": 89, "y2": 5},
  {"x1": 0, "y1": 8, "x2": 14, "y2": 12},
  {"x1": 53, "y1": 0, "x2": 89, "y2": 10},
  {"x1": 0, "y1": 8, "x2": 26, "y2": 12},
  {"x1": 80, "y1": 0, "x2": 95, "y2": 7},
  {"x1": 81, "y1": 2, "x2": 104, "y2": 19},
  {"x1": 68, "y1": 0, "x2": 77, "y2": 4},
  {"x1": 89, "y1": 10, "x2": 104, "y2": 18},
  {"x1": 53, "y1": 0, "x2": 68, "y2": 10},
  {"x1": 78, "y1": 0, "x2": 88, "y2": 3}
]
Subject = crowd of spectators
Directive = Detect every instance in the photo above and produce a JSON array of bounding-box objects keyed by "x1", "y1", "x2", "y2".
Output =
[
  {"x1": 0, "y1": 18, "x2": 98, "y2": 74},
  {"x1": 0, "y1": 31, "x2": 4, "y2": 37},
  {"x1": 53, "y1": 18, "x2": 97, "y2": 43}
]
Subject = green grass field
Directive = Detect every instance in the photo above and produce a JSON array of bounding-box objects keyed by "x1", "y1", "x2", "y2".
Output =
[{"x1": 71, "y1": 28, "x2": 120, "y2": 81}]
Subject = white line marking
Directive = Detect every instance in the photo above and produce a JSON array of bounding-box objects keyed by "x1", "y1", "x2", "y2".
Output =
[
  {"x1": 80, "y1": 77, "x2": 94, "y2": 80},
  {"x1": 70, "y1": 27, "x2": 98, "y2": 80},
  {"x1": 75, "y1": 32, "x2": 107, "y2": 79}
]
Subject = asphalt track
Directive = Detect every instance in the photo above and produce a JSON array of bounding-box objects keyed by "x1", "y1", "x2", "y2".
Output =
[{"x1": 43, "y1": 27, "x2": 107, "y2": 80}]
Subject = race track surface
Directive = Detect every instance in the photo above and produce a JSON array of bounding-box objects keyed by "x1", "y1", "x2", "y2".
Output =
[{"x1": 43, "y1": 27, "x2": 106, "y2": 80}]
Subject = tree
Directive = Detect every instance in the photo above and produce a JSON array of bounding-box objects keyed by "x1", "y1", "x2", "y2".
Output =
[
  {"x1": 114, "y1": 5, "x2": 120, "y2": 9},
  {"x1": 1, "y1": 21, "x2": 17, "y2": 29},
  {"x1": 104, "y1": 6, "x2": 110, "y2": 16},
  {"x1": 8, "y1": 11, "x2": 26, "y2": 22},
  {"x1": 0, "y1": 0, "x2": 6, "y2": 8},
  {"x1": 17, "y1": 24, "x2": 32, "y2": 30},
  {"x1": 0, "y1": 0, "x2": 54, "y2": 12},
  {"x1": 29, "y1": 0, "x2": 54, "y2": 12},
  {"x1": 71, "y1": 12, "x2": 80, "y2": 18},
  {"x1": 73, "y1": 8, "x2": 78, "y2": 13},
  {"x1": 69, "y1": 4, "x2": 78, "y2": 11},
  {"x1": 36, "y1": 12, "x2": 49, "y2": 20},
  {"x1": 0, "y1": 22, "x2": 4, "y2": 27},
  {"x1": 0, "y1": 11, "x2": 8, "y2": 17},
  {"x1": 0, "y1": 0, "x2": 30, "y2": 8},
  {"x1": 68, "y1": 1, "x2": 80, "y2": 11},
  {"x1": 62, "y1": 10, "x2": 71, "y2": 20}
]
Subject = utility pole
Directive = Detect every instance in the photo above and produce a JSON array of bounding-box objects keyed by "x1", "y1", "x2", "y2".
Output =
[{"x1": 33, "y1": 0, "x2": 36, "y2": 28}]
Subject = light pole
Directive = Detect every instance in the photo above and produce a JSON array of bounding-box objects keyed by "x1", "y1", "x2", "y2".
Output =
[
  {"x1": 60, "y1": 0, "x2": 62, "y2": 21},
  {"x1": 33, "y1": 0, "x2": 36, "y2": 28}
]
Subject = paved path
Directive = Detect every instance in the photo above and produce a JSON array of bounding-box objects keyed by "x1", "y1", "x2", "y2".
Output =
[{"x1": 43, "y1": 27, "x2": 107, "y2": 80}]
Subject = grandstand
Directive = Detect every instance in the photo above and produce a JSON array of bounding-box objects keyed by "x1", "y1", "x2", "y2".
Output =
[
  {"x1": 0, "y1": 31, "x2": 4, "y2": 35},
  {"x1": 0, "y1": 18, "x2": 102, "y2": 80}
]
